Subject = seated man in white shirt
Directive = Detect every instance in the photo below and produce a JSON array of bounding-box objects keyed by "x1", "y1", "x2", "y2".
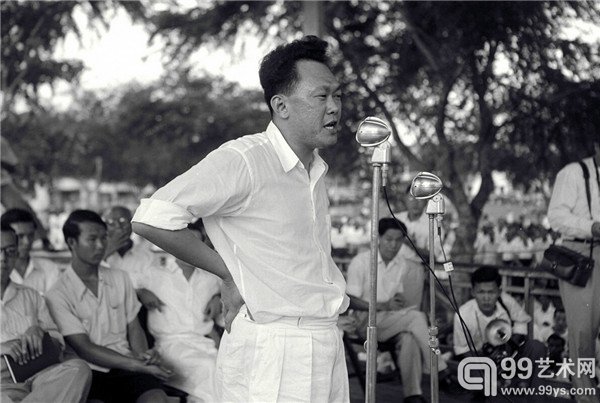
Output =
[
  {"x1": 1, "y1": 209, "x2": 61, "y2": 295},
  {"x1": 453, "y1": 266, "x2": 546, "y2": 387},
  {"x1": 346, "y1": 218, "x2": 456, "y2": 403},
  {"x1": 144, "y1": 251, "x2": 222, "y2": 403},
  {"x1": 1, "y1": 224, "x2": 91, "y2": 403},
  {"x1": 45, "y1": 210, "x2": 173, "y2": 403},
  {"x1": 103, "y1": 206, "x2": 165, "y2": 311}
]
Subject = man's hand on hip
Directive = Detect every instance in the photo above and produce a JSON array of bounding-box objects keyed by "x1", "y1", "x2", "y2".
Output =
[{"x1": 221, "y1": 277, "x2": 245, "y2": 333}]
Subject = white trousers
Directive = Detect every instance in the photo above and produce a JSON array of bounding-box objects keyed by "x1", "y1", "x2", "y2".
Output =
[
  {"x1": 216, "y1": 309, "x2": 349, "y2": 403},
  {"x1": 155, "y1": 335, "x2": 218, "y2": 403}
]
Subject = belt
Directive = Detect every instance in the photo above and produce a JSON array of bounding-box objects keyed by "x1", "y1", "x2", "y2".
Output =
[{"x1": 239, "y1": 305, "x2": 338, "y2": 329}]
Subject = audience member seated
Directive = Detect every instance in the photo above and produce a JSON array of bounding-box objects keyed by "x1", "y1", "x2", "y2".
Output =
[
  {"x1": 144, "y1": 251, "x2": 221, "y2": 402},
  {"x1": 532, "y1": 294, "x2": 556, "y2": 340},
  {"x1": 45, "y1": 210, "x2": 173, "y2": 403},
  {"x1": 103, "y1": 206, "x2": 165, "y2": 313},
  {"x1": 453, "y1": 266, "x2": 546, "y2": 387},
  {"x1": 474, "y1": 224, "x2": 498, "y2": 265},
  {"x1": 535, "y1": 308, "x2": 568, "y2": 347},
  {"x1": 1, "y1": 224, "x2": 91, "y2": 403},
  {"x1": 346, "y1": 218, "x2": 457, "y2": 403},
  {"x1": 1, "y1": 209, "x2": 61, "y2": 295}
]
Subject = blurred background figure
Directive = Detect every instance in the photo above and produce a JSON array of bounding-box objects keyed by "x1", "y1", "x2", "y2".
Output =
[
  {"x1": 1, "y1": 136, "x2": 53, "y2": 250},
  {"x1": 1, "y1": 208, "x2": 61, "y2": 295}
]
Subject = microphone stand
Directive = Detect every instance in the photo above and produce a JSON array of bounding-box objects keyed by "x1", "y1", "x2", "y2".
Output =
[
  {"x1": 365, "y1": 141, "x2": 391, "y2": 403},
  {"x1": 425, "y1": 194, "x2": 445, "y2": 403}
]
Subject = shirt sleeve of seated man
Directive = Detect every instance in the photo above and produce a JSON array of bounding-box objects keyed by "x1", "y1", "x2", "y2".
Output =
[
  {"x1": 501, "y1": 292, "x2": 530, "y2": 335},
  {"x1": 34, "y1": 290, "x2": 64, "y2": 347},
  {"x1": 345, "y1": 252, "x2": 367, "y2": 299}
]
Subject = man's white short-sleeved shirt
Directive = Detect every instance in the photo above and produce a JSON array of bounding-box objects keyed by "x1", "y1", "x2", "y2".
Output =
[{"x1": 132, "y1": 122, "x2": 349, "y2": 323}]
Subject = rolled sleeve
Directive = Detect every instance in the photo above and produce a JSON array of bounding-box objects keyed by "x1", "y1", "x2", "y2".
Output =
[
  {"x1": 132, "y1": 147, "x2": 252, "y2": 230},
  {"x1": 132, "y1": 198, "x2": 194, "y2": 231}
]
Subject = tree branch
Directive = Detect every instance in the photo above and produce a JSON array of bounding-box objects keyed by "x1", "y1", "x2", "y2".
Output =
[
  {"x1": 398, "y1": 6, "x2": 441, "y2": 73},
  {"x1": 332, "y1": 31, "x2": 426, "y2": 170}
]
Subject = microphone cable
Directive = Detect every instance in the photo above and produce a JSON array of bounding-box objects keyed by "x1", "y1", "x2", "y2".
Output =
[
  {"x1": 383, "y1": 185, "x2": 516, "y2": 403},
  {"x1": 382, "y1": 185, "x2": 479, "y2": 356}
]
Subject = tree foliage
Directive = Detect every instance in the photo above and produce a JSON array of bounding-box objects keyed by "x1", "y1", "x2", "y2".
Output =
[
  {"x1": 1, "y1": 74, "x2": 270, "y2": 187},
  {"x1": 149, "y1": 0, "x2": 600, "y2": 257},
  {"x1": 0, "y1": 0, "x2": 145, "y2": 114}
]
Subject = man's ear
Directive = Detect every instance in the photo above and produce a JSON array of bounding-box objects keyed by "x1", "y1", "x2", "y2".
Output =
[
  {"x1": 66, "y1": 237, "x2": 77, "y2": 251},
  {"x1": 270, "y1": 94, "x2": 289, "y2": 119}
]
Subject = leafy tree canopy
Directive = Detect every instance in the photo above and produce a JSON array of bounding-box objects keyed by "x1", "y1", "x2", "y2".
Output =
[
  {"x1": 1, "y1": 73, "x2": 269, "y2": 187},
  {"x1": 0, "y1": 0, "x2": 145, "y2": 113},
  {"x1": 148, "y1": 0, "x2": 600, "y2": 257}
]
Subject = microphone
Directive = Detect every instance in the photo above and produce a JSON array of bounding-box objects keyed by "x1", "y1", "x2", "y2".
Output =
[
  {"x1": 410, "y1": 172, "x2": 443, "y2": 199},
  {"x1": 355, "y1": 117, "x2": 391, "y2": 147},
  {"x1": 356, "y1": 117, "x2": 392, "y2": 185}
]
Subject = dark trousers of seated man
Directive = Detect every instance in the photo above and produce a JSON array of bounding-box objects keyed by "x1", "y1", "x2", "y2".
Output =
[
  {"x1": 456, "y1": 338, "x2": 547, "y2": 390},
  {"x1": 88, "y1": 368, "x2": 165, "y2": 403}
]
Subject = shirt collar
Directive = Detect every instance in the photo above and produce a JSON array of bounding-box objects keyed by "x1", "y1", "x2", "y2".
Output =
[
  {"x1": 65, "y1": 265, "x2": 112, "y2": 300},
  {"x1": 265, "y1": 121, "x2": 329, "y2": 175},
  {"x1": 1, "y1": 282, "x2": 19, "y2": 305},
  {"x1": 266, "y1": 121, "x2": 300, "y2": 173},
  {"x1": 378, "y1": 250, "x2": 402, "y2": 268},
  {"x1": 9, "y1": 259, "x2": 36, "y2": 283}
]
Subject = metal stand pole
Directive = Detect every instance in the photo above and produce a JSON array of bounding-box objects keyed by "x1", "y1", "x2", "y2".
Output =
[
  {"x1": 426, "y1": 195, "x2": 445, "y2": 403},
  {"x1": 365, "y1": 142, "x2": 391, "y2": 403},
  {"x1": 428, "y1": 213, "x2": 439, "y2": 403},
  {"x1": 365, "y1": 163, "x2": 381, "y2": 403}
]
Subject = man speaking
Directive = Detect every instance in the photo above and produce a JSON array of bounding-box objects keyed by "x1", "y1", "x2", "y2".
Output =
[{"x1": 132, "y1": 36, "x2": 350, "y2": 402}]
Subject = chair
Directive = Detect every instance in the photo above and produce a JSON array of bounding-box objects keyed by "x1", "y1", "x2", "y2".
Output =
[{"x1": 343, "y1": 333, "x2": 401, "y2": 392}]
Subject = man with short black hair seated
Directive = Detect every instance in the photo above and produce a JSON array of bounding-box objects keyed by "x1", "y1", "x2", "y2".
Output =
[
  {"x1": 1, "y1": 224, "x2": 91, "y2": 403},
  {"x1": 347, "y1": 217, "x2": 456, "y2": 403},
  {"x1": 453, "y1": 266, "x2": 546, "y2": 387},
  {"x1": 45, "y1": 210, "x2": 173, "y2": 403}
]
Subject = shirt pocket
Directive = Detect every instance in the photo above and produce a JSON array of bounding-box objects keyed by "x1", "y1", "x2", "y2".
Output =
[{"x1": 107, "y1": 289, "x2": 127, "y2": 334}]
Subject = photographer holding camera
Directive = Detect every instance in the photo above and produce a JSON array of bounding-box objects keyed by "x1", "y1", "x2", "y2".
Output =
[{"x1": 453, "y1": 266, "x2": 546, "y2": 387}]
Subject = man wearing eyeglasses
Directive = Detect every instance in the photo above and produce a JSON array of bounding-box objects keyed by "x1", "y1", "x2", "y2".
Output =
[
  {"x1": 1, "y1": 223, "x2": 92, "y2": 402},
  {"x1": 103, "y1": 206, "x2": 165, "y2": 312},
  {"x1": 1, "y1": 209, "x2": 61, "y2": 295}
]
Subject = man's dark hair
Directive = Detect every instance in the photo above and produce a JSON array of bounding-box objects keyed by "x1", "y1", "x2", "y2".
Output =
[
  {"x1": 259, "y1": 35, "x2": 330, "y2": 115},
  {"x1": 1, "y1": 208, "x2": 36, "y2": 228},
  {"x1": 471, "y1": 265, "x2": 502, "y2": 287},
  {"x1": 1, "y1": 222, "x2": 17, "y2": 237},
  {"x1": 378, "y1": 217, "x2": 407, "y2": 237},
  {"x1": 63, "y1": 209, "x2": 106, "y2": 245}
]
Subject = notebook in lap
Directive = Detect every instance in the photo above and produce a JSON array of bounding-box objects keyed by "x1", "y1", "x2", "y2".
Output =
[{"x1": 2, "y1": 332, "x2": 61, "y2": 383}]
